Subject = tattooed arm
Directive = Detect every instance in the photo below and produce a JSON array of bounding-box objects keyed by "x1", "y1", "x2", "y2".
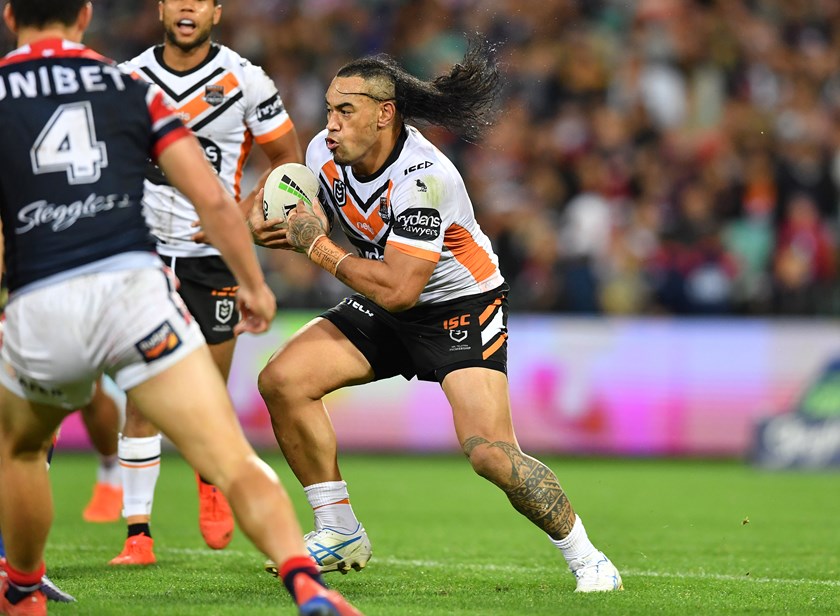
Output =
[
  {"x1": 286, "y1": 199, "x2": 436, "y2": 312},
  {"x1": 287, "y1": 204, "x2": 330, "y2": 254}
]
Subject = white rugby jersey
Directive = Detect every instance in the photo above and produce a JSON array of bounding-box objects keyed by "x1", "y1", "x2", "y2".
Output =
[
  {"x1": 308, "y1": 125, "x2": 505, "y2": 305},
  {"x1": 121, "y1": 44, "x2": 294, "y2": 257}
]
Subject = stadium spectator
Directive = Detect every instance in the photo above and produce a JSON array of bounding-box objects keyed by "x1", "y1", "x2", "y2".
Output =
[
  {"x1": 257, "y1": 35, "x2": 623, "y2": 593},
  {"x1": 772, "y1": 192, "x2": 838, "y2": 314},
  {"x1": 0, "y1": 1, "x2": 359, "y2": 614}
]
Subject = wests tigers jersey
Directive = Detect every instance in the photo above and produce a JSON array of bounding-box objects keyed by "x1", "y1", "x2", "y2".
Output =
[
  {"x1": 121, "y1": 44, "x2": 294, "y2": 257},
  {"x1": 307, "y1": 126, "x2": 505, "y2": 305}
]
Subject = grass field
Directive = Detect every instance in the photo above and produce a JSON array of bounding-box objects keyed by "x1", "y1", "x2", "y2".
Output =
[{"x1": 37, "y1": 452, "x2": 840, "y2": 615}]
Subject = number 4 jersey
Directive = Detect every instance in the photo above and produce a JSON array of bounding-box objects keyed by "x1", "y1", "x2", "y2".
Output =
[
  {"x1": 120, "y1": 44, "x2": 294, "y2": 258},
  {"x1": 0, "y1": 38, "x2": 188, "y2": 294}
]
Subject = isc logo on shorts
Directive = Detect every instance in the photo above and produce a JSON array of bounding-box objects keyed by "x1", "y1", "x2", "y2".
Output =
[{"x1": 136, "y1": 320, "x2": 182, "y2": 363}]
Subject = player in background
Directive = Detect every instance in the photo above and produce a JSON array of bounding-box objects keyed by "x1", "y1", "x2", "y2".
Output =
[
  {"x1": 257, "y1": 36, "x2": 623, "y2": 593},
  {"x1": 0, "y1": 1, "x2": 361, "y2": 615},
  {"x1": 110, "y1": 0, "x2": 304, "y2": 565},
  {"x1": 78, "y1": 379, "x2": 124, "y2": 523}
]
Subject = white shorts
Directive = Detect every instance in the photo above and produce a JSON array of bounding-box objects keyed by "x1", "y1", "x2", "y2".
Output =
[{"x1": 0, "y1": 265, "x2": 205, "y2": 410}]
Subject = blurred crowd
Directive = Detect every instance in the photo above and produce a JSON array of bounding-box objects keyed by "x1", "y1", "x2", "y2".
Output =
[{"x1": 5, "y1": 0, "x2": 840, "y2": 315}]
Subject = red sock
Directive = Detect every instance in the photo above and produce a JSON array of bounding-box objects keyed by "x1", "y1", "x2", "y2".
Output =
[
  {"x1": 4, "y1": 561, "x2": 45, "y2": 588},
  {"x1": 279, "y1": 555, "x2": 323, "y2": 601},
  {"x1": 3, "y1": 561, "x2": 45, "y2": 604}
]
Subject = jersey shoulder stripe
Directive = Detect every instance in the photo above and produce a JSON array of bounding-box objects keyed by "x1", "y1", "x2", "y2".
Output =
[{"x1": 120, "y1": 44, "x2": 287, "y2": 139}]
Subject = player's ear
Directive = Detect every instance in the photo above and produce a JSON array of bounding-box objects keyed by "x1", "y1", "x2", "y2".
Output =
[
  {"x1": 3, "y1": 3, "x2": 17, "y2": 36},
  {"x1": 77, "y1": 1, "x2": 93, "y2": 33},
  {"x1": 377, "y1": 100, "x2": 396, "y2": 129},
  {"x1": 213, "y1": 3, "x2": 222, "y2": 26}
]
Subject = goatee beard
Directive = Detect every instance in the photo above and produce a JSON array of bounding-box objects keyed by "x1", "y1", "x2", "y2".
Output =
[{"x1": 165, "y1": 29, "x2": 211, "y2": 53}]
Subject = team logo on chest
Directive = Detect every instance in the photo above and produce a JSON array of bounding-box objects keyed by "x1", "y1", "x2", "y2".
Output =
[
  {"x1": 204, "y1": 84, "x2": 226, "y2": 106},
  {"x1": 333, "y1": 179, "x2": 346, "y2": 206}
]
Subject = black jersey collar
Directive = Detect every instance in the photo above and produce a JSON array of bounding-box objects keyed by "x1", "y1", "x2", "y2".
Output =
[
  {"x1": 153, "y1": 43, "x2": 221, "y2": 77},
  {"x1": 351, "y1": 125, "x2": 409, "y2": 184}
]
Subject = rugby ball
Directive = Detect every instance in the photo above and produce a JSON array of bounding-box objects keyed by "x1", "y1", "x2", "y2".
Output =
[{"x1": 262, "y1": 163, "x2": 319, "y2": 227}]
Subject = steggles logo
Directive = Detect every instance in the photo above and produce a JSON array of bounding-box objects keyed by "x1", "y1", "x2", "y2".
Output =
[{"x1": 16, "y1": 193, "x2": 132, "y2": 234}]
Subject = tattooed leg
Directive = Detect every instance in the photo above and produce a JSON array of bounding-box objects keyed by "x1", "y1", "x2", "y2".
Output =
[{"x1": 462, "y1": 436, "x2": 576, "y2": 540}]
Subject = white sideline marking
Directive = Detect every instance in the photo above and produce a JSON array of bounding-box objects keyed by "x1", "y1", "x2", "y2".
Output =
[
  {"x1": 376, "y1": 558, "x2": 840, "y2": 588},
  {"x1": 49, "y1": 545, "x2": 840, "y2": 588}
]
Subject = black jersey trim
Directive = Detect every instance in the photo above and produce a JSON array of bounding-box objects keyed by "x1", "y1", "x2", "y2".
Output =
[
  {"x1": 318, "y1": 173, "x2": 387, "y2": 248},
  {"x1": 340, "y1": 167, "x2": 391, "y2": 214},
  {"x1": 152, "y1": 43, "x2": 222, "y2": 78},
  {"x1": 351, "y1": 125, "x2": 408, "y2": 185},
  {"x1": 140, "y1": 65, "x2": 226, "y2": 103},
  {"x1": 140, "y1": 45, "x2": 226, "y2": 103},
  {"x1": 190, "y1": 91, "x2": 244, "y2": 131}
]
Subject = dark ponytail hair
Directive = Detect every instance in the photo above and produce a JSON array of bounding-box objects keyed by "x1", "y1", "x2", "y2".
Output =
[{"x1": 336, "y1": 33, "x2": 503, "y2": 143}]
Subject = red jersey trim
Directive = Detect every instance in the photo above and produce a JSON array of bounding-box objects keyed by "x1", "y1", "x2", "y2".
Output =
[
  {"x1": 0, "y1": 37, "x2": 111, "y2": 68},
  {"x1": 151, "y1": 125, "x2": 191, "y2": 161}
]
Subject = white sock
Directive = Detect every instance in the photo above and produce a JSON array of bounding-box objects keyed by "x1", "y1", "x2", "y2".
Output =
[
  {"x1": 97, "y1": 454, "x2": 120, "y2": 487},
  {"x1": 304, "y1": 481, "x2": 360, "y2": 533},
  {"x1": 118, "y1": 434, "x2": 161, "y2": 518},
  {"x1": 550, "y1": 515, "x2": 598, "y2": 567}
]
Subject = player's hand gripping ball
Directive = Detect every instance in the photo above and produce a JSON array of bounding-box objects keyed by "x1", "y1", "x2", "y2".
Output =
[{"x1": 262, "y1": 163, "x2": 319, "y2": 228}]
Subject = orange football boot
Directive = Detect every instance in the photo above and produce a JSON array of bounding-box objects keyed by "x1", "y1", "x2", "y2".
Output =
[
  {"x1": 82, "y1": 483, "x2": 123, "y2": 523},
  {"x1": 196, "y1": 474, "x2": 234, "y2": 550},
  {"x1": 0, "y1": 578, "x2": 47, "y2": 616},
  {"x1": 108, "y1": 533, "x2": 156, "y2": 566}
]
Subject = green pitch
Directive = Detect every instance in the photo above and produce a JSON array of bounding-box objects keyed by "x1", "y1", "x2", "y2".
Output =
[{"x1": 43, "y1": 453, "x2": 840, "y2": 615}]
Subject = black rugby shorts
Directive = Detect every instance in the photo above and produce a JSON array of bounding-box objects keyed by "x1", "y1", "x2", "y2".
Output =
[
  {"x1": 160, "y1": 255, "x2": 239, "y2": 345},
  {"x1": 321, "y1": 284, "x2": 509, "y2": 383}
]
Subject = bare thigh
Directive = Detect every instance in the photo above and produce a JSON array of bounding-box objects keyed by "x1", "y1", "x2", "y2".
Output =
[
  {"x1": 123, "y1": 337, "x2": 236, "y2": 436},
  {"x1": 126, "y1": 346, "x2": 253, "y2": 485},
  {"x1": 261, "y1": 317, "x2": 374, "y2": 401},
  {"x1": 442, "y1": 367, "x2": 517, "y2": 448},
  {"x1": 0, "y1": 386, "x2": 70, "y2": 456}
]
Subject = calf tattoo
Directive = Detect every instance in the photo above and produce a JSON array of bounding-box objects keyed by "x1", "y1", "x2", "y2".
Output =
[{"x1": 462, "y1": 436, "x2": 575, "y2": 539}]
